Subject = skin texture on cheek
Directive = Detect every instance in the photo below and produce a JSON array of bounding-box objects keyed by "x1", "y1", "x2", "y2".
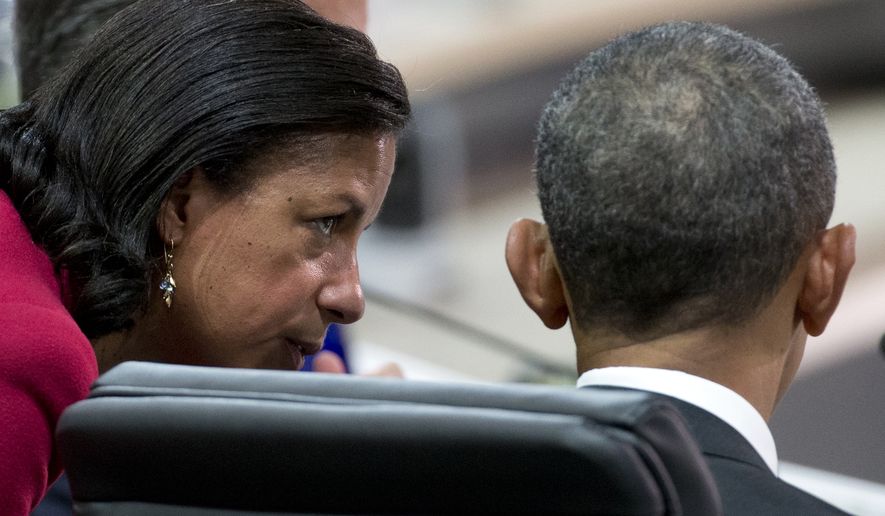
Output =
[
  {"x1": 189, "y1": 204, "x2": 251, "y2": 338},
  {"x1": 173, "y1": 192, "x2": 307, "y2": 366}
]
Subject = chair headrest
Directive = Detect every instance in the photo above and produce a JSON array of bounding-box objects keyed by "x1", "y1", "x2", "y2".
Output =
[{"x1": 59, "y1": 361, "x2": 722, "y2": 515}]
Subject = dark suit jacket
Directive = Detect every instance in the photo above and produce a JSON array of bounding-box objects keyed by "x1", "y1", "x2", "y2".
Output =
[{"x1": 583, "y1": 386, "x2": 848, "y2": 515}]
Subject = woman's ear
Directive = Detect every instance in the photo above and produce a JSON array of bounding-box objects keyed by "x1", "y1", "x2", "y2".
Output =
[
  {"x1": 157, "y1": 169, "x2": 193, "y2": 244},
  {"x1": 157, "y1": 167, "x2": 220, "y2": 244},
  {"x1": 505, "y1": 218, "x2": 570, "y2": 329},
  {"x1": 798, "y1": 223, "x2": 856, "y2": 336}
]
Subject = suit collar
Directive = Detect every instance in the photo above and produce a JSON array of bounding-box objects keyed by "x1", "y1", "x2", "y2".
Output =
[
  {"x1": 664, "y1": 396, "x2": 774, "y2": 473},
  {"x1": 577, "y1": 366, "x2": 778, "y2": 475}
]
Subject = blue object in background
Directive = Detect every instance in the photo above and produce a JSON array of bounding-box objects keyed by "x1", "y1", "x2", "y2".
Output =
[{"x1": 301, "y1": 323, "x2": 349, "y2": 373}]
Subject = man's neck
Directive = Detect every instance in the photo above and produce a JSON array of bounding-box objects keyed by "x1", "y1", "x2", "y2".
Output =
[{"x1": 574, "y1": 322, "x2": 802, "y2": 421}]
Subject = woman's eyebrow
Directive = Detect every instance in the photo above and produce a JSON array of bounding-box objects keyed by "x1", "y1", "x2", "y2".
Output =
[{"x1": 334, "y1": 193, "x2": 366, "y2": 220}]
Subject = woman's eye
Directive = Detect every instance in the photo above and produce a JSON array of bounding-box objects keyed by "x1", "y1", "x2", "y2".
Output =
[{"x1": 314, "y1": 216, "x2": 338, "y2": 236}]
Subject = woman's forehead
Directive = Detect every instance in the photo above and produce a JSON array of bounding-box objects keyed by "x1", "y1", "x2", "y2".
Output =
[
  {"x1": 254, "y1": 132, "x2": 394, "y2": 171},
  {"x1": 250, "y1": 135, "x2": 396, "y2": 195}
]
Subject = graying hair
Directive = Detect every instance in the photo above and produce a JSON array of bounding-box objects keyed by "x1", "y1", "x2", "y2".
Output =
[{"x1": 536, "y1": 22, "x2": 835, "y2": 339}]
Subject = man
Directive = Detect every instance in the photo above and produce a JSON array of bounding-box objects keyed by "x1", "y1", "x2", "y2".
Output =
[{"x1": 506, "y1": 21, "x2": 855, "y2": 514}]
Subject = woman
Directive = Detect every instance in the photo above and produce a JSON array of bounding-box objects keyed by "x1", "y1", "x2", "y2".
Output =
[{"x1": 0, "y1": 0, "x2": 410, "y2": 512}]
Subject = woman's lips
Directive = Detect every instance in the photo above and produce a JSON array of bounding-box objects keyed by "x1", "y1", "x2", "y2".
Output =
[{"x1": 285, "y1": 338, "x2": 323, "y2": 370}]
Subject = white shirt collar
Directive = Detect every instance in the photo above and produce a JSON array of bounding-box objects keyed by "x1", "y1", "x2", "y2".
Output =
[{"x1": 576, "y1": 366, "x2": 778, "y2": 475}]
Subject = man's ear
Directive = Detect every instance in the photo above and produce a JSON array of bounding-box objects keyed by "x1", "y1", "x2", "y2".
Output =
[
  {"x1": 156, "y1": 167, "x2": 215, "y2": 244},
  {"x1": 505, "y1": 218, "x2": 569, "y2": 329},
  {"x1": 798, "y1": 223, "x2": 856, "y2": 336}
]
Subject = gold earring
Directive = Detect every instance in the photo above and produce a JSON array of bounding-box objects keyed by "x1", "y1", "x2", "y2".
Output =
[{"x1": 159, "y1": 239, "x2": 177, "y2": 308}]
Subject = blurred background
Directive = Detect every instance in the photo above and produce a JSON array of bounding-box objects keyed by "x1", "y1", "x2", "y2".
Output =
[
  {"x1": 1, "y1": 0, "x2": 883, "y2": 511},
  {"x1": 355, "y1": 1, "x2": 885, "y2": 497}
]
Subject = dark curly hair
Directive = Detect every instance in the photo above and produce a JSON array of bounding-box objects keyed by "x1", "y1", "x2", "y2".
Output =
[{"x1": 0, "y1": 0, "x2": 410, "y2": 338}]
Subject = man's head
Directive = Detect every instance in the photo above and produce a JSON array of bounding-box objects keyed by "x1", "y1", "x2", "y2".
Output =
[
  {"x1": 536, "y1": 21, "x2": 837, "y2": 339},
  {"x1": 508, "y1": 22, "x2": 854, "y2": 358}
]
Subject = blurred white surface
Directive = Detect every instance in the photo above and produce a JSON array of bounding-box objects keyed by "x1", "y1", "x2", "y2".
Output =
[{"x1": 782, "y1": 462, "x2": 885, "y2": 515}]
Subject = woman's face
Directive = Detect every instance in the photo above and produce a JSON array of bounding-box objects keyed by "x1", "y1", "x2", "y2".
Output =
[{"x1": 152, "y1": 133, "x2": 396, "y2": 370}]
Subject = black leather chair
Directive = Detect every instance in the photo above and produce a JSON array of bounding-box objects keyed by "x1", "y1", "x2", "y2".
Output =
[{"x1": 57, "y1": 362, "x2": 722, "y2": 515}]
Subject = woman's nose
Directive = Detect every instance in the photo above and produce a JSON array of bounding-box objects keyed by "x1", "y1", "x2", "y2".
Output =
[{"x1": 318, "y1": 257, "x2": 365, "y2": 325}]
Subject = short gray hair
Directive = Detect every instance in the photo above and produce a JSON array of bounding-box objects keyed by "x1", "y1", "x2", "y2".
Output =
[{"x1": 536, "y1": 22, "x2": 835, "y2": 339}]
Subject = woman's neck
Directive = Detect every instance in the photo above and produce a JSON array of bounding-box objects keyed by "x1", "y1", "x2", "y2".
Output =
[{"x1": 91, "y1": 331, "x2": 131, "y2": 374}]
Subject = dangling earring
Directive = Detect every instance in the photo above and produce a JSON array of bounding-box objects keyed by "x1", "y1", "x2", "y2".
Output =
[{"x1": 159, "y1": 239, "x2": 177, "y2": 308}]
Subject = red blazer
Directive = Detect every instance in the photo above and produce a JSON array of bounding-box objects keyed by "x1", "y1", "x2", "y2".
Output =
[{"x1": 0, "y1": 190, "x2": 98, "y2": 514}]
